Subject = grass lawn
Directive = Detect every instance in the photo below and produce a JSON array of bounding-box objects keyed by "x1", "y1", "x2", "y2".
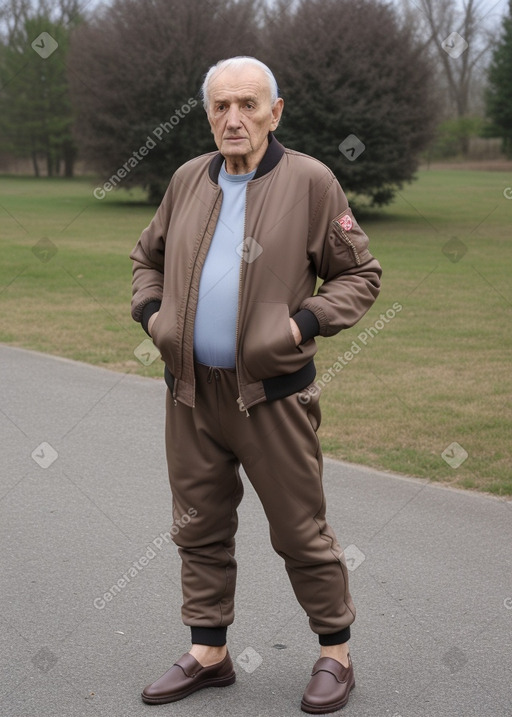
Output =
[{"x1": 0, "y1": 171, "x2": 511, "y2": 494}]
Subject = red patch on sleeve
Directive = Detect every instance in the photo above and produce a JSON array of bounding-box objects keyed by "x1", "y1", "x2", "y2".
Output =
[{"x1": 337, "y1": 215, "x2": 353, "y2": 232}]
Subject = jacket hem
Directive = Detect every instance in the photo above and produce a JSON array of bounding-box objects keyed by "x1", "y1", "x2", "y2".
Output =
[
  {"x1": 164, "y1": 365, "x2": 175, "y2": 392},
  {"x1": 164, "y1": 361, "x2": 316, "y2": 406},
  {"x1": 262, "y1": 360, "x2": 316, "y2": 402}
]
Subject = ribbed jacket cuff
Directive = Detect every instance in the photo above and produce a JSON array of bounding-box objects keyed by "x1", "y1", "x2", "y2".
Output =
[
  {"x1": 141, "y1": 300, "x2": 161, "y2": 336},
  {"x1": 292, "y1": 309, "x2": 320, "y2": 344}
]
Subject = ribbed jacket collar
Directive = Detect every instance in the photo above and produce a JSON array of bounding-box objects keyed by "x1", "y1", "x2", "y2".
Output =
[{"x1": 208, "y1": 132, "x2": 286, "y2": 183}]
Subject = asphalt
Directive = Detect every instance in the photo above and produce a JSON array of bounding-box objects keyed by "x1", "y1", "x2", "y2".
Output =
[{"x1": 1, "y1": 344, "x2": 511, "y2": 717}]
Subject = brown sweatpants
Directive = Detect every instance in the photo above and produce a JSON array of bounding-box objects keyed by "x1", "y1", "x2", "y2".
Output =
[{"x1": 164, "y1": 362, "x2": 355, "y2": 645}]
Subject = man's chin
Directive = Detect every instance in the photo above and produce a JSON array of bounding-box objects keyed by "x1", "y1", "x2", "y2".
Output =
[{"x1": 221, "y1": 141, "x2": 250, "y2": 156}]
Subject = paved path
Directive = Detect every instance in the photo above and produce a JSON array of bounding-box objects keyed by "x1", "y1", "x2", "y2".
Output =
[{"x1": 1, "y1": 345, "x2": 511, "y2": 717}]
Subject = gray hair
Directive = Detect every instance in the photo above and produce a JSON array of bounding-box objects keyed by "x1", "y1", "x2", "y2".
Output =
[{"x1": 201, "y1": 56, "x2": 279, "y2": 112}]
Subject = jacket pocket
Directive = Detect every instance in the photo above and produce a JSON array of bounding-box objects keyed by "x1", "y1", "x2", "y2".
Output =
[
  {"x1": 241, "y1": 301, "x2": 313, "y2": 380},
  {"x1": 149, "y1": 302, "x2": 178, "y2": 375}
]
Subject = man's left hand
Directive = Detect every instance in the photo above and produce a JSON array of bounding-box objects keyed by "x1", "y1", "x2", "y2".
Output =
[{"x1": 290, "y1": 318, "x2": 302, "y2": 346}]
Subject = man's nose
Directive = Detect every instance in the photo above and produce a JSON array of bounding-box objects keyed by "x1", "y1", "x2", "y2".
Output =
[{"x1": 226, "y1": 105, "x2": 242, "y2": 128}]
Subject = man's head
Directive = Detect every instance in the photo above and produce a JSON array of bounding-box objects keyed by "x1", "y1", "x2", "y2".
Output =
[{"x1": 201, "y1": 56, "x2": 284, "y2": 174}]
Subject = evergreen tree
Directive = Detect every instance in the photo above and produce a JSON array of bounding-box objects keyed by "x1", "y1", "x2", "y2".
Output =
[
  {"x1": 0, "y1": 13, "x2": 78, "y2": 176},
  {"x1": 486, "y1": 0, "x2": 512, "y2": 157},
  {"x1": 68, "y1": 0, "x2": 439, "y2": 206},
  {"x1": 261, "y1": 0, "x2": 439, "y2": 207}
]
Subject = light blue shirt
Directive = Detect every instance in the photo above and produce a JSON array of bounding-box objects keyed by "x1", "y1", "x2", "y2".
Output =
[{"x1": 193, "y1": 163, "x2": 256, "y2": 368}]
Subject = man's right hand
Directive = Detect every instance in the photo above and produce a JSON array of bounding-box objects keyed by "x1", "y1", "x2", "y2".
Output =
[{"x1": 148, "y1": 311, "x2": 159, "y2": 337}]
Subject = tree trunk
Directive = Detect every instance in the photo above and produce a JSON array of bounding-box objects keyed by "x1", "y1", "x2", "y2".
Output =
[
  {"x1": 504, "y1": 137, "x2": 512, "y2": 159},
  {"x1": 63, "y1": 141, "x2": 76, "y2": 178},
  {"x1": 460, "y1": 136, "x2": 470, "y2": 156},
  {"x1": 32, "y1": 151, "x2": 40, "y2": 177},
  {"x1": 148, "y1": 181, "x2": 165, "y2": 204},
  {"x1": 46, "y1": 149, "x2": 53, "y2": 177}
]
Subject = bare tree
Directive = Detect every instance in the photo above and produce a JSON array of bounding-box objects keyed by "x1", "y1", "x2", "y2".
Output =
[
  {"x1": 0, "y1": 0, "x2": 33, "y2": 41},
  {"x1": 404, "y1": 0, "x2": 496, "y2": 119}
]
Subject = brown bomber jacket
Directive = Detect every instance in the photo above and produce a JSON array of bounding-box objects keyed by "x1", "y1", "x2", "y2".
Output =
[{"x1": 130, "y1": 133, "x2": 382, "y2": 412}]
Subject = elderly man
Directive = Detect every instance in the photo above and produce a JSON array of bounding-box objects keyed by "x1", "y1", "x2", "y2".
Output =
[{"x1": 130, "y1": 56, "x2": 381, "y2": 713}]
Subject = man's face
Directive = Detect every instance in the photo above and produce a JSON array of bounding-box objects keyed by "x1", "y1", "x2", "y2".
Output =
[{"x1": 207, "y1": 65, "x2": 284, "y2": 173}]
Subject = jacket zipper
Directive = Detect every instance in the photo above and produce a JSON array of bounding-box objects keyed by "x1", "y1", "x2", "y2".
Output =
[
  {"x1": 179, "y1": 188, "x2": 222, "y2": 408},
  {"x1": 333, "y1": 222, "x2": 361, "y2": 265},
  {"x1": 235, "y1": 188, "x2": 250, "y2": 417}
]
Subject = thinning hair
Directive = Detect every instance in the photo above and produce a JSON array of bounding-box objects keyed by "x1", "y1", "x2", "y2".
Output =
[{"x1": 201, "y1": 56, "x2": 279, "y2": 111}]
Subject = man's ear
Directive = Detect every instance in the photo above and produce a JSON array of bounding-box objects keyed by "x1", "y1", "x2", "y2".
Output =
[{"x1": 271, "y1": 98, "x2": 284, "y2": 130}]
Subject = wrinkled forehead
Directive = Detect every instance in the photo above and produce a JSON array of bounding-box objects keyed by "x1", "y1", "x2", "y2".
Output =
[{"x1": 208, "y1": 65, "x2": 272, "y2": 105}]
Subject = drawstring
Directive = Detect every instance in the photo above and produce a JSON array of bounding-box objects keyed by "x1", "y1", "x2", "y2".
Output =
[
  {"x1": 206, "y1": 366, "x2": 221, "y2": 383},
  {"x1": 205, "y1": 366, "x2": 249, "y2": 416}
]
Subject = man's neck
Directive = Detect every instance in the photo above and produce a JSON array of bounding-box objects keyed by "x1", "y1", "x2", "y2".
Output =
[{"x1": 224, "y1": 139, "x2": 268, "y2": 175}]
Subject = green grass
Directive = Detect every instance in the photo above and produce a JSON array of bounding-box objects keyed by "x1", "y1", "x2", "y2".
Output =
[{"x1": 1, "y1": 171, "x2": 511, "y2": 494}]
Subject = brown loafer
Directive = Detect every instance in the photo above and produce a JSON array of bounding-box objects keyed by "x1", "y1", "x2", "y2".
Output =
[
  {"x1": 141, "y1": 651, "x2": 236, "y2": 704},
  {"x1": 301, "y1": 655, "x2": 355, "y2": 714}
]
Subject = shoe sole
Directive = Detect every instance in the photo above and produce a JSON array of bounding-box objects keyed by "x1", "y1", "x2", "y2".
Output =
[
  {"x1": 300, "y1": 680, "x2": 355, "y2": 714},
  {"x1": 141, "y1": 672, "x2": 236, "y2": 705}
]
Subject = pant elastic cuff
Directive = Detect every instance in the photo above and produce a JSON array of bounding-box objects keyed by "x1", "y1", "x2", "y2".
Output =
[
  {"x1": 190, "y1": 626, "x2": 227, "y2": 646},
  {"x1": 318, "y1": 627, "x2": 351, "y2": 646}
]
